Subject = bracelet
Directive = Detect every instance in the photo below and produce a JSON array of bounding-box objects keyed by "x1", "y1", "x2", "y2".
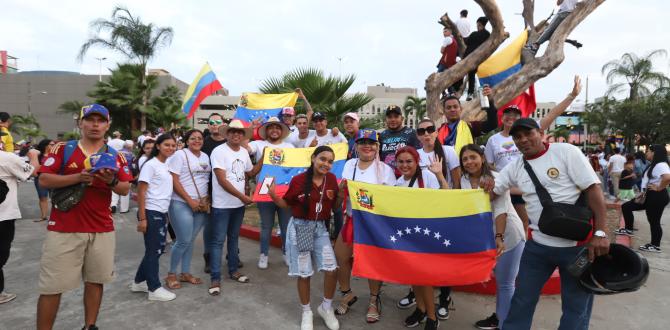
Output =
[{"x1": 495, "y1": 233, "x2": 504, "y2": 241}]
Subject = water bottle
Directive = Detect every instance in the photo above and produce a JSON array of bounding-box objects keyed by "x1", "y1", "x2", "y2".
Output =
[{"x1": 478, "y1": 86, "x2": 490, "y2": 109}]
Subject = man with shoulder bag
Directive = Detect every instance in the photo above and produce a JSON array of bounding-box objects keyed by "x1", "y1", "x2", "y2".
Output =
[{"x1": 492, "y1": 118, "x2": 609, "y2": 330}]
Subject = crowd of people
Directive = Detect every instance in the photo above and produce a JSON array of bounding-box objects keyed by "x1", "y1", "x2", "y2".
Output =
[{"x1": 0, "y1": 71, "x2": 667, "y2": 330}]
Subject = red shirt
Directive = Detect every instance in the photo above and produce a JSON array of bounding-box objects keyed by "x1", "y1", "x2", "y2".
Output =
[
  {"x1": 283, "y1": 172, "x2": 339, "y2": 221},
  {"x1": 39, "y1": 142, "x2": 133, "y2": 233}
]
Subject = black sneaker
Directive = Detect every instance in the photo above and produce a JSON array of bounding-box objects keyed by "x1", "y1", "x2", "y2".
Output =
[
  {"x1": 613, "y1": 228, "x2": 634, "y2": 237},
  {"x1": 397, "y1": 289, "x2": 416, "y2": 309},
  {"x1": 436, "y1": 295, "x2": 452, "y2": 320},
  {"x1": 424, "y1": 318, "x2": 439, "y2": 330},
  {"x1": 82, "y1": 325, "x2": 99, "y2": 330},
  {"x1": 639, "y1": 244, "x2": 662, "y2": 253},
  {"x1": 475, "y1": 313, "x2": 499, "y2": 329},
  {"x1": 404, "y1": 308, "x2": 427, "y2": 327}
]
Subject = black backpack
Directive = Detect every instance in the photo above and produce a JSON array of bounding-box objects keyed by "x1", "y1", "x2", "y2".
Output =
[{"x1": 0, "y1": 178, "x2": 8, "y2": 205}]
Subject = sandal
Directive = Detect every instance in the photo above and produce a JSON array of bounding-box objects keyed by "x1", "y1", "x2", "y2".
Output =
[
  {"x1": 165, "y1": 273, "x2": 181, "y2": 289},
  {"x1": 230, "y1": 272, "x2": 250, "y2": 283},
  {"x1": 178, "y1": 273, "x2": 202, "y2": 285},
  {"x1": 335, "y1": 289, "x2": 358, "y2": 315},
  {"x1": 366, "y1": 293, "x2": 382, "y2": 323},
  {"x1": 208, "y1": 281, "x2": 221, "y2": 296}
]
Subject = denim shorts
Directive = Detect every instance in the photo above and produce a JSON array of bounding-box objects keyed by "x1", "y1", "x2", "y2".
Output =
[
  {"x1": 34, "y1": 178, "x2": 49, "y2": 198},
  {"x1": 286, "y1": 218, "x2": 337, "y2": 278}
]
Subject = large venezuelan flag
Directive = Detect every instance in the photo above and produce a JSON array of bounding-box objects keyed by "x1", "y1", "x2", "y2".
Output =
[
  {"x1": 350, "y1": 181, "x2": 496, "y2": 286},
  {"x1": 181, "y1": 63, "x2": 223, "y2": 119},
  {"x1": 234, "y1": 92, "x2": 299, "y2": 125},
  {"x1": 253, "y1": 143, "x2": 348, "y2": 202}
]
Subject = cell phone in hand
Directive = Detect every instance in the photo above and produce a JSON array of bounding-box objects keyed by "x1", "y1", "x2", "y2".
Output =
[{"x1": 258, "y1": 177, "x2": 275, "y2": 195}]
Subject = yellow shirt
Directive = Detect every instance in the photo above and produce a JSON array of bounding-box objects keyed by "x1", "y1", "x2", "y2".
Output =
[{"x1": 1, "y1": 127, "x2": 13, "y2": 153}]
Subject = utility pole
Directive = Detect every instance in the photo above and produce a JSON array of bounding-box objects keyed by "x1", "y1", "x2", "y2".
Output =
[{"x1": 95, "y1": 57, "x2": 107, "y2": 82}]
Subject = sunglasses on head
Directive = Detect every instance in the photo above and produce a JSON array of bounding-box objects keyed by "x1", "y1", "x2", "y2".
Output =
[
  {"x1": 209, "y1": 120, "x2": 223, "y2": 125},
  {"x1": 416, "y1": 126, "x2": 436, "y2": 136}
]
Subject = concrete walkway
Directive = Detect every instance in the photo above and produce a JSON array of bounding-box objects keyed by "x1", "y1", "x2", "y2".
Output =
[{"x1": 2, "y1": 182, "x2": 669, "y2": 329}]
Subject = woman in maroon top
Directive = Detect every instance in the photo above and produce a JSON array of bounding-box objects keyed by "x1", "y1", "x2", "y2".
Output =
[{"x1": 268, "y1": 146, "x2": 342, "y2": 330}]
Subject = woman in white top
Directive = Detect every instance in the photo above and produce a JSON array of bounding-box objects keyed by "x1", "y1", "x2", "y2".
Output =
[
  {"x1": 135, "y1": 139, "x2": 155, "y2": 177},
  {"x1": 131, "y1": 134, "x2": 178, "y2": 302},
  {"x1": 416, "y1": 118, "x2": 461, "y2": 188},
  {"x1": 459, "y1": 144, "x2": 526, "y2": 329},
  {"x1": 334, "y1": 129, "x2": 396, "y2": 323},
  {"x1": 394, "y1": 146, "x2": 448, "y2": 330},
  {"x1": 164, "y1": 130, "x2": 211, "y2": 289},
  {"x1": 620, "y1": 145, "x2": 670, "y2": 253}
]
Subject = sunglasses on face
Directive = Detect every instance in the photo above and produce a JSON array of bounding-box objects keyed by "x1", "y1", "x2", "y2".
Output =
[
  {"x1": 209, "y1": 120, "x2": 223, "y2": 125},
  {"x1": 417, "y1": 126, "x2": 436, "y2": 136}
]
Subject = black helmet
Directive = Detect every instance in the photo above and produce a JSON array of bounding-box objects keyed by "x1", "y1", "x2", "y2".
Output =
[{"x1": 579, "y1": 243, "x2": 649, "y2": 295}]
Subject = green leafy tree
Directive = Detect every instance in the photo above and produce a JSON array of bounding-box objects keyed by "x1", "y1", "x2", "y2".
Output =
[
  {"x1": 10, "y1": 114, "x2": 46, "y2": 141},
  {"x1": 403, "y1": 96, "x2": 426, "y2": 128},
  {"x1": 78, "y1": 6, "x2": 173, "y2": 131},
  {"x1": 601, "y1": 50, "x2": 670, "y2": 101},
  {"x1": 57, "y1": 100, "x2": 85, "y2": 117},
  {"x1": 146, "y1": 85, "x2": 187, "y2": 130},
  {"x1": 259, "y1": 67, "x2": 373, "y2": 127}
]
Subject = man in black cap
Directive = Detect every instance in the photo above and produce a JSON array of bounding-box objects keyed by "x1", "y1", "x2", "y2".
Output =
[
  {"x1": 379, "y1": 106, "x2": 422, "y2": 174},
  {"x1": 309, "y1": 112, "x2": 347, "y2": 147},
  {"x1": 492, "y1": 116, "x2": 609, "y2": 330}
]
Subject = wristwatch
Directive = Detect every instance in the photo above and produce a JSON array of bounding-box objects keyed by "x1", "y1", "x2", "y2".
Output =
[{"x1": 593, "y1": 230, "x2": 607, "y2": 238}]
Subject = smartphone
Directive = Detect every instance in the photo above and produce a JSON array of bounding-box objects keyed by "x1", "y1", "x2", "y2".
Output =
[{"x1": 258, "y1": 177, "x2": 275, "y2": 195}]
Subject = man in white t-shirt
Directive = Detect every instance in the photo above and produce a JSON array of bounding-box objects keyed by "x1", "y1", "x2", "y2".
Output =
[
  {"x1": 107, "y1": 131, "x2": 125, "y2": 152},
  {"x1": 0, "y1": 149, "x2": 35, "y2": 304},
  {"x1": 309, "y1": 112, "x2": 347, "y2": 147},
  {"x1": 456, "y1": 9, "x2": 471, "y2": 37},
  {"x1": 493, "y1": 118, "x2": 609, "y2": 330},
  {"x1": 528, "y1": 0, "x2": 578, "y2": 53},
  {"x1": 607, "y1": 148, "x2": 626, "y2": 197},
  {"x1": 209, "y1": 120, "x2": 254, "y2": 288},
  {"x1": 286, "y1": 114, "x2": 316, "y2": 148}
]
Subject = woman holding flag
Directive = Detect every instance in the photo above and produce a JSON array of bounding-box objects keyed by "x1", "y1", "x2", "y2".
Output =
[
  {"x1": 334, "y1": 129, "x2": 396, "y2": 323},
  {"x1": 394, "y1": 146, "x2": 449, "y2": 330},
  {"x1": 267, "y1": 146, "x2": 341, "y2": 330},
  {"x1": 458, "y1": 144, "x2": 526, "y2": 330}
]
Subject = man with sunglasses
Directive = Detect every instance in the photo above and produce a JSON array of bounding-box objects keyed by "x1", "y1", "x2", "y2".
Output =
[{"x1": 379, "y1": 106, "x2": 422, "y2": 175}]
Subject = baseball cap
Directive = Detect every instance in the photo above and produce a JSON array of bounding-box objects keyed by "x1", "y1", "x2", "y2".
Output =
[
  {"x1": 312, "y1": 112, "x2": 326, "y2": 121},
  {"x1": 80, "y1": 104, "x2": 110, "y2": 121},
  {"x1": 84, "y1": 152, "x2": 119, "y2": 173},
  {"x1": 343, "y1": 112, "x2": 360, "y2": 122},
  {"x1": 385, "y1": 105, "x2": 402, "y2": 116},
  {"x1": 281, "y1": 107, "x2": 296, "y2": 115},
  {"x1": 355, "y1": 129, "x2": 379, "y2": 143},
  {"x1": 502, "y1": 105, "x2": 522, "y2": 115},
  {"x1": 509, "y1": 118, "x2": 540, "y2": 136}
]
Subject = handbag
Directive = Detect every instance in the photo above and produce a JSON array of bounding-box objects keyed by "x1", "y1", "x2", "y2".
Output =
[
  {"x1": 523, "y1": 159, "x2": 593, "y2": 241},
  {"x1": 184, "y1": 150, "x2": 211, "y2": 214},
  {"x1": 51, "y1": 183, "x2": 87, "y2": 211},
  {"x1": 293, "y1": 175, "x2": 328, "y2": 252}
]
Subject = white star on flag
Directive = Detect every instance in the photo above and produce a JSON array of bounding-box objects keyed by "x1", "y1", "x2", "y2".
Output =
[
  {"x1": 423, "y1": 228, "x2": 431, "y2": 235},
  {"x1": 397, "y1": 230, "x2": 403, "y2": 237},
  {"x1": 414, "y1": 225, "x2": 421, "y2": 233},
  {"x1": 434, "y1": 232, "x2": 441, "y2": 240},
  {"x1": 443, "y1": 239, "x2": 451, "y2": 247},
  {"x1": 390, "y1": 235, "x2": 397, "y2": 243},
  {"x1": 405, "y1": 227, "x2": 412, "y2": 234}
]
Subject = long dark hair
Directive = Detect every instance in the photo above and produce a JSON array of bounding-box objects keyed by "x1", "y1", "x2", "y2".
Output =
[
  {"x1": 418, "y1": 118, "x2": 449, "y2": 178},
  {"x1": 302, "y1": 146, "x2": 335, "y2": 216},
  {"x1": 140, "y1": 134, "x2": 175, "y2": 172},
  {"x1": 36, "y1": 139, "x2": 53, "y2": 163},
  {"x1": 459, "y1": 144, "x2": 493, "y2": 179},
  {"x1": 647, "y1": 144, "x2": 669, "y2": 179}
]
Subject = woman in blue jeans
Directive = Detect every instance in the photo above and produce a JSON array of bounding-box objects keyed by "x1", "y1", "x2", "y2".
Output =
[
  {"x1": 165, "y1": 129, "x2": 210, "y2": 289},
  {"x1": 131, "y1": 134, "x2": 177, "y2": 301},
  {"x1": 458, "y1": 144, "x2": 526, "y2": 330}
]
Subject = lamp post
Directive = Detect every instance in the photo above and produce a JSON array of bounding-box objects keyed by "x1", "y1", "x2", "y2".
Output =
[
  {"x1": 27, "y1": 81, "x2": 48, "y2": 115},
  {"x1": 95, "y1": 57, "x2": 107, "y2": 82}
]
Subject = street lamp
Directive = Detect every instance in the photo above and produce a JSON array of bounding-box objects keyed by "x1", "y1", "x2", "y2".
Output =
[
  {"x1": 27, "y1": 81, "x2": 48, "y2": 115},
  {"x1": 95, "y1": 57, "x2": 107, "y2": 82}
]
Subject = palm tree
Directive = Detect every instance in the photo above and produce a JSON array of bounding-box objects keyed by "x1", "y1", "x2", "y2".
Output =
[
  {"x1": 601, "y1": 50, "x2": 670, "y2": 101},
  {"x1": 10, "y1": 114, "x2": 46, "y2": 141},
  {"x1": 57, "y1": 100, "x2": 85, "y2": 117},
  {"x1": 78, "y1": 6, "x2": 173, "y2": 131},
  {"x1": 146, "y1": 85, "x2": 187, "y2": 130},
  {"x1": 259, "y1": 67, "x2": 373, "y2": 127},
  {"x1": 403, "y1": 96, "x2": 426, "y2": 128}
]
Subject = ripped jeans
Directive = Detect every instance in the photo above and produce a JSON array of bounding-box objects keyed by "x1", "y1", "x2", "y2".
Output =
[{"x1": 285, "y1": 218, "x2": 337, "y2": 278}]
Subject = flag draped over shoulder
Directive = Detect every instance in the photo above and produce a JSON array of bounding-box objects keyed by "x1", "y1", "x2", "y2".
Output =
[
  {"x1": 252, "y1": 143, "x2": 348, "y2": 202},
  {"x1": 234, "y1": 92, "x2": 299, "y2": 125},
  {"x1": 181, "y1": 63, "x2": 223, "y2": 119},
  {"x1": 349, "y1": 181, "x2": 496, "y2": 286},
  {"x1": 477, "y1": 30, "x2": 537, "y2": 124}
]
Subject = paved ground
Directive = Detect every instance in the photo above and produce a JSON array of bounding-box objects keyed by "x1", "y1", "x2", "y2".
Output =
[{"x1": 2, "y1": 182, "x2": 669, "y2": 329}]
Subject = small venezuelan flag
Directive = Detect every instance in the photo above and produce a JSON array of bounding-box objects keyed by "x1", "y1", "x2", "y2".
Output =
[
  {"x1": 349, "y1": 181, "x2": 496, "y2": 287},
  {"x1": 253, "y1": 143, "x2": 348, "y2": 202},
  {"x1": 234, "y1": 92, "x2": 298, "y2": 125},
  {"x1": 181, "y1": 63, "x2": 223, "y2": 119}
]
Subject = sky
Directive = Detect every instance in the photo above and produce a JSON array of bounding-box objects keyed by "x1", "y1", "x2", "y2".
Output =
[{"x1": 2, "y1": 0, "x2": 670, "y2": 103}]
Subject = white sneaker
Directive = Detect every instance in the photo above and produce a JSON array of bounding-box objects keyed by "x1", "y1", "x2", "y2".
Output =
[
  {"x1": 258, "y1": 253, "x2": 269, "y2": 269},
  {"x1": 283, "y1": 253, "x2": 290, "y2": 267},
  {"x1": 148, "y1": 287, "x2": 176, "y2": 301},
  {"x1": 0, "y1": 292, "x2": 17, "y2": 304},
  {"x1": 301, "y1": 310, "x2": 314, "y2": 330},
  {"x1": 317, "y1": 304, "x2": 340, "y2": 330},
  {"x1": 129, "y1": 281, "x2": 148, "y2": 293}
]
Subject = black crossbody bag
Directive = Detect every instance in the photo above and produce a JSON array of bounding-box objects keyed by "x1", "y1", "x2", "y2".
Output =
[{"x1": 522, "y1": 159, "x2": 593, "y2": 241}]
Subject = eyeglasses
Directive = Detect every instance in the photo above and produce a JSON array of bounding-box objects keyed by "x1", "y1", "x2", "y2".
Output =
[
  {"x1": 209, "y1": 120, "x2": 223, "y2": 125},
  {"x1": 417, "y1": 126, "x2": 436, "y2": 136}
]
